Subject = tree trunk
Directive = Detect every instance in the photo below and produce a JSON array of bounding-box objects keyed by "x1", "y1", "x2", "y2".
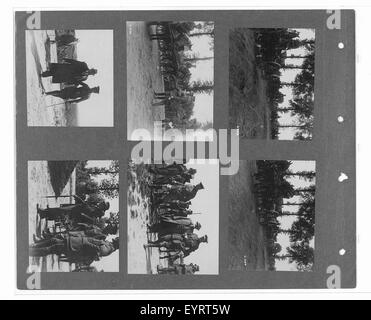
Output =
[
  {"x1": 282, "y1": 66, "x2": 307, "y2": 70},
  {"x1": 184, "y1": 56, "x2": 214, "y2": 62},
  {"x1": 276, "y1": 108, "x2": 296, "y2": 112},
  {"x1": 283, "y1": 55, "x2": 311, "y2": 59},
  {"x1": 189, "y1": 32, "x2": 214, "y2": 37},
  {"x1": 87, "y1": 169, "x2": 119, "y2": 175},
  {"x1": 294, "y1": 188, "x2": 315, "y2": 193},
  {"x1": 278, "y1": 125, "x2": 308, "y2": 129},
  {"x1": 280, "y1": 82, "x2": 302, "y2": 87},
  {"x1": 98, "y1": 186, "x2": 119, "y2": 191},
  {"x1": 278, "y1": 213, "x2": 304, "y2": 217},
  {"x1": 275, "y1": 255, "x2": 293, "y2": 260},
  {"x1": 278, "y1": 229, "x2": 292, "y2": 234}
]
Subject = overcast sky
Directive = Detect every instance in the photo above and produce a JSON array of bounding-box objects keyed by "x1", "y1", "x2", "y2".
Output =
[
  {"x1": 85, "y1": 160, "x2": 119, "y2": 272},
  {"x1": 275, "y1": 160, "x2": 316, "y2": 271},
  {"x1": 74, "y1": 30, "x2": 114, "y2": 127},
  {"x1": 278, "y1": 29, "x2": 315, "y2": 140},
  {"x1": 188, "y1": 27, "x2": 214, "y2": 125},
  {"x1": 184, "y1": 159, "x2": 219, "y2": 274}
]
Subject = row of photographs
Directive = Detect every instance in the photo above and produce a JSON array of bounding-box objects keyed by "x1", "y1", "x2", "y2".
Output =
[
  {"x1": 26, "y1": 22, "x2": 315, "y2": 141},
  {"x1": 28, "y1": 159, "x2": 315, "y2": 275}
]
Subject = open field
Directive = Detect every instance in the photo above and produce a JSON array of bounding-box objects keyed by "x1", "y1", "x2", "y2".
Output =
[
  {"x1": 26, "y1": 30, "x2": 78, "y2": 127},
  {"x1": 229, "y1": 29, "x2": 270, "y2": 139},
  {"x1": 28, "y1": 161, "x2": 76, "y2": 272},
  {"x1": 126, "y1": 22, "x2": 165, "y2": 140},
  {"x1": 127, "y1": 163, "x2": 168, "y2": 274},
  {"x1": 228, "y1": 160, "x2": 269, "y2": 271}
]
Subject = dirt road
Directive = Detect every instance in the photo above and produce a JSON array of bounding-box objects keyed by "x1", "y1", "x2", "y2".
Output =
[
  {"x1": 229, "y1": 29, "x2": 270, "y2": 139},
  {"x1": 126, "y1": 22, "x2": 165, "y2": 140},
  {"x1": 26, "y1": 30, "x2": 77, "y2": 127},
  {"x1": 228, "y1": 160, "x2": 268, "y2": 271},
  {"x1": 127, "y1": 164, "x2": 168, "y2": 274},
  {"x1": 28, "y1": 161, "x2": 76, "y2": 272}
]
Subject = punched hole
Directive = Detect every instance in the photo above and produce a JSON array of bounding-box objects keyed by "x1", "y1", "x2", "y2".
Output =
[
  {"x1": 338, "y1": 173, "x2": 349, "y2": 182},
  {"x1": 339, "y1": 249, "x2": 346, "y2": 256},
  {"x1": 338, "y1": 116, "x2": 344, "y2": 123},
  {"x1": 338, "y1": 42, "x2": 345, "y2": 49}
]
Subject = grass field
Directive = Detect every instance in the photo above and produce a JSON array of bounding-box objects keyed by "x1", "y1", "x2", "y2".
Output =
[
  {"x1": 229, "y1": 29, "x2": 270, "y2": 139},
  {"x1": 28, "y1": 161, "x2": 76, "y2": 272},
  {"x1": 127, "y1": 163, "x2": 167, "y2": 274},
  {"x1": 26, "y1": 30, "x2": 78, "y2": 127},
  {"x1": 228, "y1": 160, "x2": 268, "y2": 271},
  {"x1": 126, "y1": 22, "x2": 165, "y2": 140}
]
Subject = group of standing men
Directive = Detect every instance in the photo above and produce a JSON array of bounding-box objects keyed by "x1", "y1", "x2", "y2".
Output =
[
  {"x1": 41, "y1": 33, "x2": 100, "y2": 104},
  {"x1": 144, "y1": 162, "x2": 208, "y2": 275},
  {"x1": 29, "y1": 194, "x2": 119, "y2": 271}
]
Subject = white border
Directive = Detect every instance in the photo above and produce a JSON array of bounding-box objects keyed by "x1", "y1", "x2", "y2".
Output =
[{"x1": 4, "y1": 0, "x2": 370, "y2": 300}]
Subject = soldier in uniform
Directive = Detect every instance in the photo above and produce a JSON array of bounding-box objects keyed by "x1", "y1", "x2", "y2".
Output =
[
  {"x1": 29, "y1": 232, "x2": 119, "y2": 259},
  {"x1": 157, "y1": 207, "x2": 193, "y2": 217},
  {"x1": 51, "y1": 34, "x2": 79, "y2": 47},
  {"x1": 161, "y1": 182, "x2": 204, "y2": 202},
  {"x1": 148, "y1": 219, "x2": 201, "y2": 236},
  {"x1": 157, "y1": 263, "x2": 200, "y2": 275},
  {"x1": 34, "y1": 222, "x2": 118, "y2": 243},
  {"x1": 158, "y1": 200, "x2": 191, "y2": 211},
  {"x1": 145, "y1": 233, "x2": 208, "y2": 255},
  {"x1": 152, "y1": 172, "x2": 193, "y2": 186},
  {"x1": 37, "y1": 195, "x2": 110, "y2": 222},
  {"x1": 41, "y1": 58, "x2": 97, "y2": 84},
  {"x1": 45, "y1": 83, "x2": 100, "y2": 104}
]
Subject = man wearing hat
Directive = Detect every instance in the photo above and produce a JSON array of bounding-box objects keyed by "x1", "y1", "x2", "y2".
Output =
[
  {"x1": 162, "y1": 182, "x2": 205, "y2": 202},
  {"x1": 29, "y1": 232, "x2": 119, "y2": 260},
  {"x1": 181, "y1": 234, "x2": 208, "y2": 257},
  {"x1": 149, "y1": 162, "x2": 188, "y2": 177},
  {"x1": 45, "y1": 82, "x2": 100, "y2": 104},
  {"x1": 157, "y1": 207, "x2": 193, "y2": 217},
  {"x1": 146, "y1": 233, "x2": 208, "y2": 257},
  {"x1": 157, "y1": 263, "x2": 200, "y2": 275},
  {"x1": 158, "y1": 200, "x2": 191, "y2": 212},
  {"x1": 37, "y1": 195, "x2": 110, "y2": 222},
  {"x1": 41, "y1": 58, "x2": 97, "y2": 84},
  {"x1": 148, "y1": 217, "x2": 201, "y2": 236}
]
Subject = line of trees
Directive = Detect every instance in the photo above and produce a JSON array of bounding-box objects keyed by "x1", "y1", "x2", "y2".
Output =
[
  {"x1": 254, "y1": 29, "x2": 315, "y2": 140},
  {"x1": 255, "y1": 160, "x2": 315, "y2": 271},
  {"x1": 159, "y1": 21, "x2": 215, "y2": 131},
  {"x1": 76, "y1": 160, "x2": 119, "y2": 201}
]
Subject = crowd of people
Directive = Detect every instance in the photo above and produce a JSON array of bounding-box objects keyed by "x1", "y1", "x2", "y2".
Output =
[
  {"x1": 41, "y1": 33, "x2": 100, "y2": 105},
  {"x1": 144, "y1": 162, "x2": 208, "y2": 275},
  {"x1": 147, "y1": 22, "x2": 197, "y2": 129},
  {"x1": 29, "y1": 194, "x2": 119, "y2": 272}
]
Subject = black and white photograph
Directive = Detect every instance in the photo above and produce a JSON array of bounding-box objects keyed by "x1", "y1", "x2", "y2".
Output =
[
  {"x1": 127, "y1": 21, "x2": 214, "y2": 141},
  {"x1": 229, "y1": 28, "x2": 315, "y2": 140},
  {"x1": 28, "y1": 160, "x2": 119, "y2": 272},
  {"x1": 228, "y1": 160, "x2": 316, "y2": 271},
  {"x1": 127, "y1": 160, "x2": 219, "y2": 275},
  {"x1": 26, "y1": 30, "x2": 114, "y2": 127}
]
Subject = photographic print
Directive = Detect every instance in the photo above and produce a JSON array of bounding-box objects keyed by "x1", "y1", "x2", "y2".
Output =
[
  {"x1": 229, "y1": 28, "x2": 315, "y2": 140},
  {"x1": 128, "y1": 160, "x2": 219, "y2": 275},
  {"x1": 28, "y1": 160, "x2": 119, "y2": 272},
  {"x1": 26, "y1": 30, "x2": 113, "y2": 127},
  {"x1": 127, "y1": 21, "x2": 214, "y2": 140},
  {"x1": 228, "y1": 160, "x2": 316, "y2": 271}
]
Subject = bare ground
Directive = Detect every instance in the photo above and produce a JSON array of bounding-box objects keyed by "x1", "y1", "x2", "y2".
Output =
[
  {"x1": 228, "y1": 160, "x2": 268, "y2": 271},
  {"x1": 126, "y1": 22, "x2": 165, "y2": 140},
  {"x1": 28, "y1": 161, "x2": 76, "y2": 272},
  {"x1": 127, "y1": 163, "x2": 168, "y2": 274},
  {"x1": 26, "y1": 30, "x2": 78, "y2": 127},
  {"x1": 229, "y1": 29, "x2": 271, "y2": 139}
]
